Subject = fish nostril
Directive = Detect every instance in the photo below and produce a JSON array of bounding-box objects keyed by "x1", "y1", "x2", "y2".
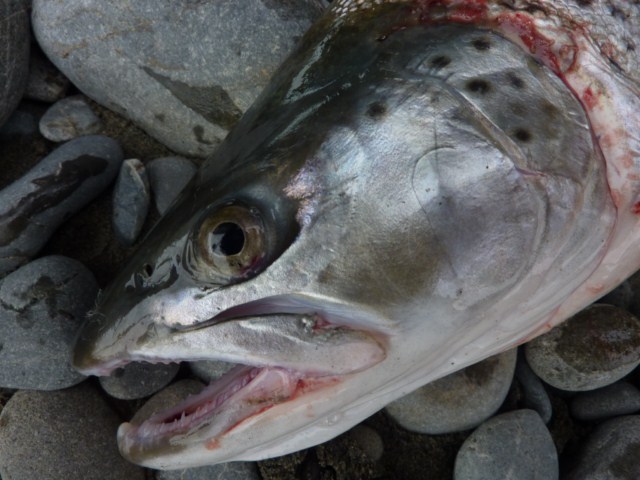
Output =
[
  {"x1": 513, "y1": 128, "x2": 533, "y2": 143},
  {"x1": 430, "y1": 55, "x2": 451, "y2": 69},
  {"x1": 472, "y1": 38, "x2": 491, "y2": 51},
  {"x1": 466, "y1": 79, "x2": 491, "y2": 95},
  {"x1": 367, "y1": 101, "x2": 387, "y2": 119}
]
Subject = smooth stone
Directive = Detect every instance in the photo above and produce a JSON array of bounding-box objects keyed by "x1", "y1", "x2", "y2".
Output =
[
  {"x1": 147, "y1": 156, "x2": 197, "y2": 214},
  {"x1": 32, "y1": 0, "x2": 326, "y2": 157},
  {"x1": 570, "y1": 382, "x2": 640, "y2": 422},
  {"x1": 0, "y1": 0, "x2": 30, "y2": 128},
  {"x1": 566, "y1": 415, "x2": 640, "y2": 480},
  {"x1": 525, "y1": 304, "x2": 640, "y2": 391},
  {"x1": 0, "y1": 135, "x2": 123, "y2": 276},
  {"x1": 343, "y1": 424, "x2": 384, "y2": 462},
  {"x1": 99, "y1": 361, "x2": 180, "y2": 400},
  {"x1": 0, "y1": 104, "x2": 39, "y2": 139},
  {"x1": 112, "y1": 158, "x2": 150, "y2": 245},
  {"x1": 157, "y1": 462, "x2": 261, "y2": 480},
  {"x1": 131, "y1": 379, "x2": 205, "y2": 424},
  {"x1": 454, "y1": 409, "x2": 558, "y2": 480},
  {"x1": 189, "y1": 360, "x2": 235, "y2": 383},
  {"x1": 516, "y1": 354, "x2": 553, "y2": 423},
  {"x1": 39, "y1": 95, "x2": 103, "y2": 141},
  {"x1": 385, "y1": 348, "x2": 517, "y2": 434},
  {"x1": 0, "y1": 255, "x2": 98, "y2": 390},
  {"x1": 24, "y1": 49, "x2": 71, "y2": 103},
  {"x1": 0, "y1": 384, "x2": 145, "y2": 480}
]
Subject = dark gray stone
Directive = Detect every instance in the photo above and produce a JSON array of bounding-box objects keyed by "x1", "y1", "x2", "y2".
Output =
[
  {"x1": 516, "y1": 354, "x2": 553, "y2": 423},
  {"x1": 343, "y1": 425, "x2": 384, "y2": 462},
  {"x1": 24, "y1": 49, "x2": 71, "y2": 103},
  {"x1": 570, "y1": 382, "x2": 640, "y2": 422},
  {"x1": 0, "y1": 135, "x2": 123, "y2": 276},
  {"x1": 147, "y1": 156, "x2": 197, "y2": 214},
  {"x1": 454, "y1": 409, "x2": 558, "y2": 480},
  {"x1": 0, "y1": 255, "x2": 98, "y2": 390},
  {"x1": 131, "y1": 379, "x2": 206, "y2": 424},
  {"x1": 566, "y1": 415, "x2": 640, "y2": 480},
  {"x1": 32, "y1": 0, "x2": 326, "y2": 157},
  {"x1": 39, "y1": 95, "x2": 103, "y2": 141},
  {"x1": 189, "y1": 360, "x2": 235, "y2": 383},
  {"x1": 385, "y1": 348, "x2": 517, "y2": 434},
  {"x1": 99, "y1": 361, "x2": 180, "y2": 400},
  {"x1": 0, "y1": 384, "x2": 145, "y2": 480},
  {"x1": 157, "y1": 462, "x2": 261, "y2": 480},
  {"x1": 0, "y1": 103, "x2": 40, "y2": 139},
  {"x1": 0, "y1": 0, "x2": 30, "y2": 128},
  {"x1": 525, "y1": 304, "x2": 640, "y2": 391},
  {"x1": 112, "y1": 158, "x2": 150, "y2": 245}
]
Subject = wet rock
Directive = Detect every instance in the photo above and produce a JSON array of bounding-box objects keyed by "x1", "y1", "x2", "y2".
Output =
[
  {"x1": 386, "y1": 348, "x2": 517, "y2": 434},
  {"x1": 131, "y1": 379, "x2": 206, "y2": 424},
  {"x1": 24, "y1": 49, "x2": 71, "y2": 103},
  {"x1": 32, "y1": 0, "x2": 326, "y2": 157},
  {"x1": 0, "y1": 103, "x2": 41, "y2": 139},
  {"x1": 0, "y1": 0, "x2": 30, "y2": 128},
  {"x1": 566, "y1": 415, "x2": 640, "y2": 480},
  {"x1": 454, "y1": 409, "x2": 558, "y2": 480},
  {"x1": 189, "y1": 360, "x2": 235, "y2": 383},
  {"x1": 570, "y1": 382, "x2": 640, "y2": 422},
  {"x1": 157, "y1": 462, "x2": 261, "y2": 480},
  {"x1": 112, "y1": 158, "x2": 150, "y2": 245},
  {"x1": 516, "y1": 354, "x2": 553, "y2": 423},
  {"x1": 147, "y1": 156, "x2": 198, "y2": 214},
  {"x1": 0, "y1": 255, "x2": 98, "y2": 390},
  {"x1": 0, "y1": 135, "x2": 123, "y2": 276},
  {"x1": 0, "y1": 384, "x2": 145, "y2": 480},
  {"x1": 39, "y1": 95, "x2": 103, "y2": 142},
  {"x1": 525, "y1": 304, "x2": 640, "y2": 391},
  {"x1": 99, "y1": 361, "x2": 180, "y2": 400}
]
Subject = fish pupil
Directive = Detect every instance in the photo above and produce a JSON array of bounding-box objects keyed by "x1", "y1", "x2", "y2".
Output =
[{"x1": 211, "y1": 222, "x2": 245, "y2": 256}]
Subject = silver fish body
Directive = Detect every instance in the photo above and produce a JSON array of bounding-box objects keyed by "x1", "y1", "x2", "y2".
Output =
[{"x1": 73, "y1": 0, "x2": 640, "y2": 469}]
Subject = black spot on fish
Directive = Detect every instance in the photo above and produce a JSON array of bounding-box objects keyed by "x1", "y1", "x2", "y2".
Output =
[
  {"x1": 514, "y1": 128, "x2": 532, "y2": 143},
  {"x1": 466, "y1": 79, "x2": 491, "y2": 95},
  {"x1": 430, "y1": 55, "x2": 451, "y2": 69},
  {"x1": 508, "y1": 73, "x2": 525, "y2": 89},
  {"x1": 472, "y1": 38, "x2": 491, "y2": 51},
  {"x1": 366, "y1": 101, "x2": 387, "y2": 120}
]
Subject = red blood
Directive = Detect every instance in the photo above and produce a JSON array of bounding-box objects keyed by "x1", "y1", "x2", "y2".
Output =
[
  {"x1": 632, "y1": 202, "x2": 640, "y2": 215},
  {"x1": 582, "y1": 86, "x2": 598, "y2": 110}
]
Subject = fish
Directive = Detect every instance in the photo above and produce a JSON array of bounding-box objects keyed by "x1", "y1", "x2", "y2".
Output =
[{"x1": 72, "y1": 0, "x2": 640, "y2": 470}]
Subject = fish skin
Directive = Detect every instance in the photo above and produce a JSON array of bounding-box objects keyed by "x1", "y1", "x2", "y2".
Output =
[{"x1": 73, "y1": 0, "x2": 639, "y2": 470}]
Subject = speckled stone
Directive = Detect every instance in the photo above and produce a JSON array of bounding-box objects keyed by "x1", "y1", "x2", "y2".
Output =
[
  {"x1": 0, "y1": 255, "x2": 98, "y2": 390},
  {"x1": 343, "y1": 424, "x2": 385, "y2": 462},
  {"x1": 157, "y1": 462, "x2": 261, "y2": 480},
  {"x1": 32, "y1": 0, "x2": 326, "y2": 157},
  {"x1": 385, "y1": 348, "x2": 517, "y2": 434},
  {"x1": 39, "y1": 95, "x2": 103, "y2": 142},
  {"x1": 0, "y1": 384, "x2": 145, "y2": 480},
  {"x1": 454, "y1": 409, "x2": 558, "y2": 480},
  {"x1": 112, "y1": 158, "x2": 150, "y2": 245},
  {"x1": 516, "y1": 354, "x2": 553, "y2": 423},
  {"x1": 525, "y1": 304, "x2": 640, "y2": 391},
  {"x1": 24, "y1": 49, "x2": 71, "y2": 103},
  {"x1": 99, "y1": 361, "x2": 180, "y2": 400},
  {"x1": 570, "y1": 382, "x2": 640, "y2": 422},
  {"x1": 147, "y1": 156, "x2": 198, "y2": 215},
  {"x1": 189, "y1": 360, "x2": 235, "y2": 383},
  {"x1": 566, "y1": 415, "x2": 640, "y2": 480}
]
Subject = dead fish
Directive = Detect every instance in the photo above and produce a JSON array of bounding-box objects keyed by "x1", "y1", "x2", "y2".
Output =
[{"x1": 73, "y1": 0, "x2": 640, "y2": 469}]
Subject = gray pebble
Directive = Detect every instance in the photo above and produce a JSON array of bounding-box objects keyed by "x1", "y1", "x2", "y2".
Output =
[
  {"x1": 570, "y1": 382, "x2": 640, "y2": 422},
  {"x1": 24, "y1": 49, "x2": 71, "y2": 103},
  {"x1": 0, "y1": 135, "x2": 123, "y2": 276},
  {"x1": 525, "y1": 304, "x2": 640, "y2": 391},
  {"x1": 157, "y1": 462, "x2": 261, "y2": 480},
  {"x1": 385, "y1": 348, "x2": 517, "y2": 434},
  {"x1": 566, "y1": 415, "x2": 640, "y2": 480},
  {"x1": 454, "y1": 409, "x2": 558, "y2": 480},
  {"x1": 0, "y1": 384, "x2": 145, "y2": 480},
  {"x1": 147, "y1": 156, "x2": 197, "y2": 214},
  {"x1": 189, "y1": 359, "x2": 235, "y2": 383},
  {"x1": 39, "y1": 95, "x2": 103, "y2": 141},
  {"x1": 131, "y1": 379, "x2": 205, "y2": 424},
  {"x1": 32, "y1": 0, "x2": 326, "y2": 157},
  {"x1": 112, "y1": 158, "x2": 150, "y2": 245},
  {"x1": 343, "y1": 424, "x2": 384, "y2": 462},
  {"x1": 99, "y1": 361, "x2": 180, "y2": 400},
  {"x1": 516, "y1": 355, "x2": 553, "y2": 423},
  {"x1": 0, "y1": 0, "x2": 30, "y2": 128},
  {"x1": 0, "y1": 255, "x2": 98, "y2": 390}
]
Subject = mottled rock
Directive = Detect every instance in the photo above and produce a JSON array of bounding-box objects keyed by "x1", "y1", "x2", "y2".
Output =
[
  {"x1": 570, "y1": 382, "x2": 640, "y2": 422},
  {"x1": 516, "y1": 354, "x2": 553, "y2": 423},
  {"x1": 99, "y1": 361, "x2": 180, "y2": 400},
  {"x1": 0, "y1": 384, "x2": 145, "y2": 480},
  {"x1": 112, "y1": 158, "x2": 150, "y2": 245},
  {"x1": 0, "y1": 0, "x2": 30, "y2": 128},
  {"x1": 189, "y1": 360, "x2": 235, "y2": 383},
  {"x1": 0, "y1": 256, "x2": 98, "y2": 390},
  {"x1": 566, "y1": 415, "x2": 640, "y2": 480},
  {"x1": 39, "y1": 95, "x2": 103, "y2": 141},
  {"x1": 24, "y1": 49, "x2": 71, "y2": 103},
  {"x1": 157, "y1": 462, "x2": 261, "y2": 480},
  {"x1": 32, "y1": 0, "x2": 326, "y2": 157},
  {"x1": 386, "y1": 348, "x2": 517, "y2": 434},
  {"x1": 454, "y1": 409, "x2": 558, "y2": 480},
  {"x1": 525, "y1": 304, "x2": 640, "y2": 391},
  {"x1": 0, "y1": 135, "x2": 123, "y2": 276},
  {"x1": 147, "y1": 156, "x2": 197, "y2": 215}
]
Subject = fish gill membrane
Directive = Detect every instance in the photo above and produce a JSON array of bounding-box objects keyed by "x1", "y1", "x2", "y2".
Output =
[{"x1": 72, "y1": 0, "x2": 640, "y2": 470}]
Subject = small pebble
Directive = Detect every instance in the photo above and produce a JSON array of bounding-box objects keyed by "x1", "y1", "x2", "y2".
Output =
[
  {"x1": 344, "y1": 424, "x2": 384, "y2": 462},
  {"x1": 131, "y1": 379, "x2": 205, "y2": 424},
  {"x1": 39, "y1": 95, "x2": 103, "y2": 141},
  {"x1": 99, "y1": 361, "x2": 180, "y2": 400},
  {"x1": 189, "y1": 360, "x2": 235, "y2": 383},
  {"x1": 157, "y1": 462, "x2": 261, "y2": 480},
  {"x1": 0, "y1": 255, "x2": 98, "y2": 390},
  {"x1": 566, "y1": 415, "x2": 640, "y2": 480},
  {"x1": 147, "y1": 156, "x2": 198, "y2": 214},
  {"x1": 570, "y1": 382, "x2": 640, "y2": 422},
  {"x1": 0, "y1": 384, "x2": 145, "y2": 480},
  {"x1": 525, "y1": 304, "x2": 640, "y2": 391},
  {"x1": 516, "y1": 354, "x2": 553, "y2": 423},
  {"x1": 385, "y1": 348, "x2": 517, "y2": 434},
  {"x1": 24, "y1": 49, "x2": 71, "y2": 103},
  {"x1": 453, "y1": 409, "x2": 558, "y2": 480},
  {"x1": 112, "y1": 158, "x2": 150, "y2": 245}
]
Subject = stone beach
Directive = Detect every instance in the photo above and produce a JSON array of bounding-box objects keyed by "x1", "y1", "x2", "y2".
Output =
[{"x1": 1, "y1": 1, "x2": 640, "y2": 479}]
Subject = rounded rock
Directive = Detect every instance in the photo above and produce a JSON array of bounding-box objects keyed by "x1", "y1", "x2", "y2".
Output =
[
  {"x1": 516, "y1": 354, "x2": 553, "y2": 423},
  {"x1": 147, "y1": 156, "x2": 197, "y2": 214},
  {"x1": 112, "y1": 158, "x2": 150, "y2": 245},
  {"x1": 189, "y1": 360, "x2": 235, "y2": 383},
  {"x1": 157, "y1": 462, "x2": 261, "y2": 480},
  {"x1": 131, "y1": 379, "x2": 206, "y2": 424},
  {"x1": 570, "y1": 382, "x2": 640, "y2": 422},
  {"x1": 454, "y1": 409, "x2": 558, "y2": 480},
  {"x1": 0, "y1": 384, "x2": 145, "y2": 480},
  {"x1": 39, "y1": 95, "x2": 103, "y2": 141},
  {"x1": 525, "y1": 304, "x2": 640, "y2": 391},
  {"x1": 386, "y1": 348, "x2": 517, "y2": 434},
  {"x1": 344, "y1": 424, "x2": 385, "y2": 462},
  {"x1": 24, "y1": 49, "x2": 71, "y2": 103},
  {"x1": 0, "y1": 255, "x2": 98, "y2": 390},
  {"x1": 99, "y1": 361, "x2": 180, "y2": 400}
]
